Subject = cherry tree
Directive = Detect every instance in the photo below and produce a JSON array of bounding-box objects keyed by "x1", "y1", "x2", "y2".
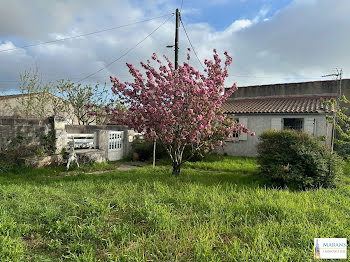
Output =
[{"x1": 108, "y1": 49, "x2": 254, "y2": 176}]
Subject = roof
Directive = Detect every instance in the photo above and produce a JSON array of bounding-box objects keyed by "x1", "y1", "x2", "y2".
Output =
[
  {"x1": 222, "y1": 96, "x2": 336, "y2": 114},
  {"x1": 0, "y1": 92, "x2": 60, "y2": 101},
  {"x1": 0, "y1": 94, "x2": 29, "y2": 100},
  {"x1": 230, "y1": 78, "x2": 347, "y2": 90}
]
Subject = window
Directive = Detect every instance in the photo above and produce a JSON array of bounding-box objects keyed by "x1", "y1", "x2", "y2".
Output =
[
  {"x1": 283, "y1": 118, "x2": 303, "y2": 130},
  {"x1": 232, "y1": 118, "x2": 239, "y2": 138}
]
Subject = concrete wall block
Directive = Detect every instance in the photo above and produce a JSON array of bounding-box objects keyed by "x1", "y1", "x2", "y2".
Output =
[
  {"x1": 14, "y1": 125, "x2": 25, "y2": 133},
  {"x1": 14, "y1": 119, "x2": 27, "y2": 126},
  {"x1": 1, "y1": 118, "x2": 14, "y2": 125},
  {"x1": 76, "y1": 150, "x2": 106, "y2": 164},
  {"x1": 65, "y1": 124, "x2": 128, "y2": 134},
  {"x1": 28, "y1": 119, "x2": 40, "y2": 125},
  {"x1": 53, "y1": 116, "x2": 66, "y2": 130},
  {"x1": 0, "y1": 116, "x2": 57, "y2": 154},
  {"x1": 0, "y1": 126, "x2": 10, "y2": 132},
  {"x1": 54, "y1": 129, "x2": 67, "y2": 154},
  {"x1": 23, "y1": 126, "x2": 33, "y2": 134}
]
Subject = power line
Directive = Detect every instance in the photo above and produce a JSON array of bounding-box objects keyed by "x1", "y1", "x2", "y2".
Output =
[
  {"x1": 180, "y1": 17, "x2": 205, "y2": 70},
  {"x1": 0, "y1": 14, "x2": 172, "y2": 53},
  {"x1": 76, "y1": 14, "x2": 174, "y2": 83},
  {"x1": 0, "y1": 74, "x2": 339, "y2": 83},
  {"x1": 0, "y1": 72, "x2": 146, "y2": 83},
  {"x1": 180, "y1": 0, "x2": 184, "y2": 11},
  {"x1": 230, "y1": 74, "x2": 323, "y2": 80}
]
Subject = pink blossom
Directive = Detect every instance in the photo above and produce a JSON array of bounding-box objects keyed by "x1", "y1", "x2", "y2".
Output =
[
  {"x1": 106, "y1": 50, "x2": 253, "y2": 175},
  {"x1": 152, "y1": 53, "x2": 158, "y2": 61}
]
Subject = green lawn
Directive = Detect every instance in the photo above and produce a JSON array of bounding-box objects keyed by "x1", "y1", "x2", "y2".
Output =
[{"x1": 0, "y1": 156, "x2": 349, "y2": 261}]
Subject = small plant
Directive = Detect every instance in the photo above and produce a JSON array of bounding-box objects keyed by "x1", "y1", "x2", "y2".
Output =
[
  {"x1": 257, "y1": 129, "x2": 343, "y2": 190},
  {"x1": 37, "y1": 131, "x2": 56, "y2": 156},
  {"x1": 0, "y1": 161, "x2": 15, "y2": 173},
  {"x1": 322, "y1": 96, "x2": 350, "y2": 157}
]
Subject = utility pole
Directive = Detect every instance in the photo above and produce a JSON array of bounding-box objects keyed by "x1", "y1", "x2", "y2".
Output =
[
  {"x1": 322, "y1": 69, "x2": 343, "y2": 152},
  {"x1": 155, "y1": 8, "x2": 180, "y2": 168},
  {"x1": 166, "y1": 9, "x2": 180, "y2": 69},
  {"x1": 175, "y1": 8, "x2": 180, "y2": 70}
]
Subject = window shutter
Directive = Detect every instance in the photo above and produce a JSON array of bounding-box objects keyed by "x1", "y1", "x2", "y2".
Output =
[
  {"x1": 304, "y1": 118, "x2": 315, "y2": 135},
  {"x1": 271, "y1": 118, "x2": 282, "y2": 130},
  {"x1": 239, "y1": 117, "x2": 248, "y2": 140}
]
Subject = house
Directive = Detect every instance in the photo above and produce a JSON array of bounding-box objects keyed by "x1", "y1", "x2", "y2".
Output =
[
  {"x1": 0, "y1": 93, "x2": 78, "y2": 124},
  {"x1": 219, "y1": 79, "x2": 349, "y2": 156}
]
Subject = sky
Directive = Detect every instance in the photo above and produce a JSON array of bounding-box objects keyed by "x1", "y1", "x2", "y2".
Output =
[{"x1": 0, "y1": 0, "x2": 349, "y2": 93}]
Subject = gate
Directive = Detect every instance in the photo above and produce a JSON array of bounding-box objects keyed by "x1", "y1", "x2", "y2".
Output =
[{"x1": 108, "y1": 131, "x2": 124, "y2": 161}]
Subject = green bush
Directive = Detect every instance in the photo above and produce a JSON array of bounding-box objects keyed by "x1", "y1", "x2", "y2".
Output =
[
  {"x1": 130, "y1": 137, "x2": 205, "y2": 162},
  {"x1": 131, "y1": 137, "x2": 168, "y2": 161},
  {"x1": 334, "y1": 140, "x2": 350, "y2": 159},
  {"x1": 0, "y1": 161, "x2": 16, "y2": 173},
  {"x1": 257, "y1": 129, "x2": 343, "y2": 190}
]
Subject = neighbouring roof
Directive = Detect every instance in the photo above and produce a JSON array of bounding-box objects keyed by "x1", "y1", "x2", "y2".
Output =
[
  {"x1": 0, "y1": 92, "x2": 60, "y2": 101},
  {"x1": 225, "y1": 79, "x2": 349, "y2": 101},
  {"x1": 0, "y1": 94, "x2": 28, "y2": 100},
  {"x1": 222, "y1": 96, "x2": 336, "y2": 114}
]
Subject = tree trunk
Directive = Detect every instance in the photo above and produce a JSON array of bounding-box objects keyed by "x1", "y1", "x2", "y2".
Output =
[{"x1": 172, "y1": 162, "x2": 181, "y2": 176}]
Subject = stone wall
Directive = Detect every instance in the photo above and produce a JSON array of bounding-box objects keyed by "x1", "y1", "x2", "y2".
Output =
[
  {"x1": 0, "y1": 116, "x2": 54, "y2": 153},
  {"x1": 0, "y1": 116, "x2": 133, "y2": 162}
]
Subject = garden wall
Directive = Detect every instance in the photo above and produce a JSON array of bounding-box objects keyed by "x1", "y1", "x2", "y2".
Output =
[
  {"x1": 0, "y1": 116, "x2": 54, "y2": 152},
  {"x1": 64, "y1": 124, "x2": 134, "y2": 159},
  {"x1": 0, "y1": 116, "x2": 134, "y2": 164}
]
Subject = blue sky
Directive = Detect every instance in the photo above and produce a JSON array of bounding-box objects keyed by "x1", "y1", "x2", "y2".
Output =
[
  {"x1": 0, "y1": 0, "x2": 350, "y2": 93},
  {"x1": 180, "y1": 0, "x2": 293, "y2": 30}
]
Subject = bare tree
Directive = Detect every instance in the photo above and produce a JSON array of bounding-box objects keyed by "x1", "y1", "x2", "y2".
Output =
[{"x1": 55, "y1": 80, "x2": 113, "y2": 125}]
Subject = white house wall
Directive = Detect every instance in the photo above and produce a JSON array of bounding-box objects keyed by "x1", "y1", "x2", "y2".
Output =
[{"x1": 217, "y1": 114, "x2": 332, "y2": 157}]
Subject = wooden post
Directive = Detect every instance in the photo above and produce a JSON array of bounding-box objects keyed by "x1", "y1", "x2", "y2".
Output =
[{"x1": 153, "y1": 140, "x2": 156, "y2": 168}]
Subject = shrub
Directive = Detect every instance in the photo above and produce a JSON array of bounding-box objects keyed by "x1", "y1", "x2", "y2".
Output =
[
  {"x1": 131, "y1": 137, "x2": 168, "y2": 161},
  {"x1": 257, "y1": 129, "x2": 343, "y2": 190},
  {"x1": 0, "y1": 161, "x2": 15, "y2": 173},
  {"x1": 130, "y1": 137, "x2": 205, "y2": 162},
  {"x1": 334, "y1": 140, "x2": 350, "y2": 160}
]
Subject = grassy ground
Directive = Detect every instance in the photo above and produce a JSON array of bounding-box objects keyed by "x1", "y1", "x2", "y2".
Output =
[{"x1": 0, "y1": 156, "x2": 349, "y2": 261}]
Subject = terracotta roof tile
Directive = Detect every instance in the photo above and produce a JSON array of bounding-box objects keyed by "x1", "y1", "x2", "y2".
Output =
[{"x1": 222, "y1": 96, "x2": 336, "y2": 114}]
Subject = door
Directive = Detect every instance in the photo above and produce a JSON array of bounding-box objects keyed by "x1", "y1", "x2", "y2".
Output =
[
  {"x1": 108, "y1": 131, "x2": 124, "y2": 161},
  {"x1": 304, "y1": 118, "x2": 315, "y2": 135}
]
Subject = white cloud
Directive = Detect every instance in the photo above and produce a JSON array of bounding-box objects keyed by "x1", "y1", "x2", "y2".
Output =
[
  {"x1": 0, "y1": 0, "x2": 350, "y2": 93},
  {"x1": 0, "y1": 41, "x2": 16, "y2": 52},
  {"x1": 228, "y1": 19, "x2": 252, "y2": 33}
]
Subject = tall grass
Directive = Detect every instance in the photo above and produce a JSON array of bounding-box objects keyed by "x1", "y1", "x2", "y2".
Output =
[{"x1": 0, "y1": 158, "x2": 349, "y2": 261}]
